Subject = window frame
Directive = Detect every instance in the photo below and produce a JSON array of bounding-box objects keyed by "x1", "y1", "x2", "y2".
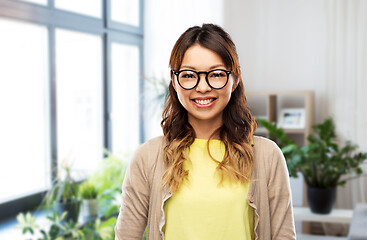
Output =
[
  {"x1": 106, "y1": 0, "x2": 144, "y2": 34},
  {"x1": 105, "y1": 32, "x2": 145, "y2": 151},
  {"x1": 0, "y1": 0, "x2": 144, "y2": 220}
]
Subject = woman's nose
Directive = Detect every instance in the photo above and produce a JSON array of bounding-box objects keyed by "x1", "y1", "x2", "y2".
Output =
[{"x1": 195, "y1": 74, "x2": 211, "y2": 93}]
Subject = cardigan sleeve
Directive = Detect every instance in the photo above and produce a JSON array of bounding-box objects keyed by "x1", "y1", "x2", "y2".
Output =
[
  {"x1": 115, "y1": 145, "x2": 150, "y2": 240},
  {"x1": 267, "y1": 143, "x2": 296, "y2": 239}
]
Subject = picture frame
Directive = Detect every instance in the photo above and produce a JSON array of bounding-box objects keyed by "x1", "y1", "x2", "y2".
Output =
[{"x1": 278, "y1": 108, "x2": 305, "y2": 129}]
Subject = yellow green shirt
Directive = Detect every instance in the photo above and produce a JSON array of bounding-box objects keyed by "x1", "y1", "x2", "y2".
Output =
[{"x1": 163, "y1": 138, "x2": 254, "y2": 240}]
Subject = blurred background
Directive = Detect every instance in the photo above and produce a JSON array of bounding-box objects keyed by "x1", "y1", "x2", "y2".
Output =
[{"x1": 0, "y1": 0, "x2": 366, "y2": 239}]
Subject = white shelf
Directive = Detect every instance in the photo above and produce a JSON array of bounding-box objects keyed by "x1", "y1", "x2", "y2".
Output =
[
  {"x1": 247, "y1": 90, "x2": 314, "y2": 144},
  {"x1": 293, "y1": 207, "x2": 353, "y2": 224}
]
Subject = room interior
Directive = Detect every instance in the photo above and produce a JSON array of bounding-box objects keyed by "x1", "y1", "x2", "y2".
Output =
[{"x1": 0, "y1": 0, "x2": 366, "y2": 239}]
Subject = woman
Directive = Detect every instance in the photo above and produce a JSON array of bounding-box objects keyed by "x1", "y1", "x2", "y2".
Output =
[{"x1": 115, "y1": 24, "x2": 296, "y2": 240}]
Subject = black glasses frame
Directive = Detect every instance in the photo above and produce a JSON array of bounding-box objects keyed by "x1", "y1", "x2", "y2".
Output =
[{"x1": 172, "y1": 69, "x2": 232, "y2": 90}]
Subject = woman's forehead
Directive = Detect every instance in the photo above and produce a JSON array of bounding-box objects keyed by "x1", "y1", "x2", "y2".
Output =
[{"x1": 180, "y1": 44, "x2": 225, "y2": 70}]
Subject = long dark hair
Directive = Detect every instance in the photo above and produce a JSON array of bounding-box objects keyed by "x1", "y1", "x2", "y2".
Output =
[{"x1": 161, "y1": 24, "x2": 257, "y2": 192}]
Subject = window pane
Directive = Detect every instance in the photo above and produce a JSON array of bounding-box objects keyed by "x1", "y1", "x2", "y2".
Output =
[
  {"x1": 111, "y1": 0, "x2": 140, "y2": 26},
  {"x1": 55, "y1": 0, "x2": 101, "y2": 18},
  {"x1": 111, "y1": 43, "x2": 140, "y2": 154},
  {"x1": 19, "y1": 0, "x2": 47, "y2": 5},
  {"x1": 56, "y1": 29, "x2": 103, "y2": 179},
  {"x1": 0, "y1": 18, "x2": 50, "y2": 202}
]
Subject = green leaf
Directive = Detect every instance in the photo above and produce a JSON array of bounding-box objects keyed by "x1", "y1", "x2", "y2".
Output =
[
  {"x1": 105, "y1": 205, "x2": 119, "y2": 218},
  {"x1": 40, "y1": 230, "x2": 49, "y2": 240},
  {"x1": 15, "y1": 212, "x2": 39, "y2": 235}
]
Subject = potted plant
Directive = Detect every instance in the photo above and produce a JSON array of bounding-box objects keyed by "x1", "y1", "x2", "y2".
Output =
[
  {"x1": 80, "y1": 180, "x2": 99, "y2": 221},
  {"x1": 258, "y1": 118, "x2": 367, "y2": 214},
  {"x1": 17, "y1": 210, "x2": 115, "y2": 240},
  {"x1": 87, "y1": 150, "x2": 128, "y2": 218},
  {"x1": 17, "y1": 153, "x2": 127, "y2": 239},
  {"x1": 16, "y1": 211, "x2": 84, "y2": 240},
  {"x1": 44, "y1": 164, "x2": 80, "y2": 223}
]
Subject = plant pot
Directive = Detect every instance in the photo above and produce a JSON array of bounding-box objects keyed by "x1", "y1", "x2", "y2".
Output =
[
  {"x1": 54, "y1": 199, "x2": 81, "y2": 223},
  {"x1": 82, "y1": 199, "x2": 99, "y2": 221},
  {"x1": 307, "y1": 186, "x2": 336, "y2": 214}
]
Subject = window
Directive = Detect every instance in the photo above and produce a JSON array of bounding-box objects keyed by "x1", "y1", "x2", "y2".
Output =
[
  {"x1": 111, "y1": 43, "x2": 140, "y2": 154},
  {"x1": 55, "y1": 29, "x2": 103, "y2": 179},
  {"x1": 0, "y1": 0, "x2": 143, "y2": 219},
  {"x1": 111, "y1": 0, "x2": 140, "y2": 26},
  {"x1": 0, "y1": 18, "x2": 50, "y2": 203}
]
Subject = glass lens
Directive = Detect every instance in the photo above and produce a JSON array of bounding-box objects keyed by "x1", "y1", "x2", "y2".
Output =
[
  {"x1": 178, "y1": 70, "x2": 198, "y2": 89},
  {"x1": 208, "y1": 70, "x2": 227, "y2": 88}
]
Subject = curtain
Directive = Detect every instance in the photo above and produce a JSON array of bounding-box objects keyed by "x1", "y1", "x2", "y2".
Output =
[{"x1": 323, "y1": 0, "x2": 367, "y2": 236}]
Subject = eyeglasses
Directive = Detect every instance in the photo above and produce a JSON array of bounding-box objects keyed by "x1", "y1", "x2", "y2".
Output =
[{"x1": 172, "y1": 69, "x2": 232, "y2": 90}]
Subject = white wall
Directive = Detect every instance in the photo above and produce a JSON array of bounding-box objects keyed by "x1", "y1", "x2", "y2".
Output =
[
  {"x1": 223, "y1": 0, "x2": 367, "y2": 149},
  {"x1": 223, "y1": 0, "x2": 329, "y2": 123}
]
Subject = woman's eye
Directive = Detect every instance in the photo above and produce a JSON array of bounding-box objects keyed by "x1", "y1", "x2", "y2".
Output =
[
  {"x1": 182, "y1": 74, "x2": 195, "y2": 78},
  {"x1": 212, "y1": 72, "x2": 225, "y2": 77}
]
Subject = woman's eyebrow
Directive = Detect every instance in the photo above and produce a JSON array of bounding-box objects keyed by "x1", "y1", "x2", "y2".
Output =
[
  {"x1": 180, "y1": 64, "x2": 226, "y2": 70},
  {"x1": 180, "y1": 65, "x2": 196, "y2": 70},
  {"x1": 209, "y1": 64, "x2": 226, "y2": 70}
]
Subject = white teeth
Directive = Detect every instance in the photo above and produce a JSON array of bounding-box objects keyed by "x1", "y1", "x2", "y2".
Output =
[{"x1": 194, "y1": 99, "x2": 214, "y2": 105}]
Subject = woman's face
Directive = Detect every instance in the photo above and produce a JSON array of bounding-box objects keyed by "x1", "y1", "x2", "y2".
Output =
[{"x1": 172, "y1": 44, "x2": 237, "y2": 129}]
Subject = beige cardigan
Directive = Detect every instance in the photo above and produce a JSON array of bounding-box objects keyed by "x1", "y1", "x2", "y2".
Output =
[{"x1": 115, "y1": 136, "x2": 296, "y2": 240}]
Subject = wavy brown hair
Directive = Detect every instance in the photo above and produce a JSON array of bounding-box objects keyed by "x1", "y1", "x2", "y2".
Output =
[{"x1": 161, "y1": 24, "x2": 257, "y2": 192}]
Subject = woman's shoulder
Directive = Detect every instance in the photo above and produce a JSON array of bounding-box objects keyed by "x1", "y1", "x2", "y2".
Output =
[
  {"x1": 134, "y1": 135, "x2": 165, "y2": 157},
  {"x1": 142, "y1": 135, "x2": 165, "y2": 148},
  {"x1": 130, "y1": 136, "x2": 165, "y2": 166},
  {"x1": 252, "y1": 135, "x2": 279, "y2": 149},
  {"x1": 252, "y1": 135, "x2": 284, "y2": 160},
  {"x1": 251, "y1": 135, "x2": 288, "y2": 179}
]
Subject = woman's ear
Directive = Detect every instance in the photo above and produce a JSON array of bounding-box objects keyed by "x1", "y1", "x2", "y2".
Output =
[
  {"x1": 232, "y1": 78, "x2": 239, "y2": 92},
  {"x1": 171, "y1": 70, "x2": 177, "y2": 91}
]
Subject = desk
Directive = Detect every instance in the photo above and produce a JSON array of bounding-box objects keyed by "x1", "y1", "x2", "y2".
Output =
[{"x1": 293, "y1": 207, "x2": 353, "y2": 240}]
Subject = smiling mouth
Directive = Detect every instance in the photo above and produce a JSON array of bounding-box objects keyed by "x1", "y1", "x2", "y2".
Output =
[{"x1": 193, "y1": 98, "x2": 215, "y2": 105}]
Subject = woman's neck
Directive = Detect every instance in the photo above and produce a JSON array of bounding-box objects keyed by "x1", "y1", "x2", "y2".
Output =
[{"x1": 188, "y1": 117, "x2": 222, "y2": 140}]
